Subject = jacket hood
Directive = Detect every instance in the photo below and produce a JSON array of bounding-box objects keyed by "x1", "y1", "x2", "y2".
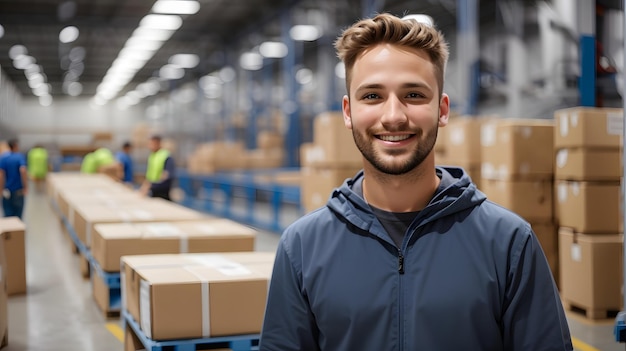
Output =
[{"x1": 326, "y1": 166, "x2": 486, "y2": 233}]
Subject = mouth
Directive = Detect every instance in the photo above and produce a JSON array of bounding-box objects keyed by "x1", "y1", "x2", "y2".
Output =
[{"x1": 376, "y1": 134, "x2": 414, "y2": 142}]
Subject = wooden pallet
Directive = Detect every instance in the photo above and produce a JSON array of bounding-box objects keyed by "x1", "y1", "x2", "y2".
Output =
[
  {"x1": 563, "y1": 300, "x2": 620, "y2": 320},
  {"x1": 124, "y1": 310, "x2": 259, "y2": 351}
]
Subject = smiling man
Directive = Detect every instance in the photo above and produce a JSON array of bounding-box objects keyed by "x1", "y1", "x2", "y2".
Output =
[{"x1": 259, "y1": 13, "x2": 572, "y2": 351}]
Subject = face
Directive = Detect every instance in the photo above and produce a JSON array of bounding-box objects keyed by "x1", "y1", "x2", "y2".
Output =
[
  {"x1": 342, "y1": 43, "x2": 449, "y2": 175},
  {"x1": 149, "y1": 139, "x2": 160, "y2": 152}
]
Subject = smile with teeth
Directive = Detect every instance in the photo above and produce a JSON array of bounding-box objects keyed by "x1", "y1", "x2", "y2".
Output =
[{"x1": 377, "y1": 134, "x2": 413, "y2": 142}]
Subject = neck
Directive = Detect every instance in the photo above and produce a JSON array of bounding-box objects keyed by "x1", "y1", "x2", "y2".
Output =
[{"x1": 362, "y1": 156, "x2": 439, "y2": 213}]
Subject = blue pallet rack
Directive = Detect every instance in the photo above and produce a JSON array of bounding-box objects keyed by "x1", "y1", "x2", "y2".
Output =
[
  {"x1": 177, "y1": 168, "x2": 302, "y2": 233},
  {"x1": 123, "y1": 310, "x2": 260, "y2": 351},
  {"x1": 53, "y1": 199, "x2": 122, "y2": 313}
]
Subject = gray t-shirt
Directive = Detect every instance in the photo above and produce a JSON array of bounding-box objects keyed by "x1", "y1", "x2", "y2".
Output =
[{"x1": 354, "y1": 170, "x2": 445, "y2": 248}]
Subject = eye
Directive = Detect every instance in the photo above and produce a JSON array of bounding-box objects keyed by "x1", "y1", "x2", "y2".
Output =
[
  {"x1": 406, "y1": 92, "x2": 425, "y2": 99},
  {"x1": 362, "y1": 93, "x2": 380, "y2": 100}
]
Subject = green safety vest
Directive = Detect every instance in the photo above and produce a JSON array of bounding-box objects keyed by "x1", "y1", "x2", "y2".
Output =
[
  {"x1": 80, "y1": 153, "x2": 98, "y2": 173},
  {"x1": 146, "y1": 149, "x2": 169, "y2": 182},
  {"x1": 27, "y1": 147, "x2": 48, "y2": 178},
  {"x1": 93, "y1": 148, "x2": 115, "y2": 169}
]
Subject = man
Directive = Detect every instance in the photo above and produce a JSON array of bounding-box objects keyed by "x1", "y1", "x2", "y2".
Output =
[
  {"x1": 80, "y1": 148, "x2": 121, "y2": 180},
  {"x1": 139, "y1": 135, "x2": 174, "y2": 200},
  {"x1": 27, "y1": 144, "x2": 49, "y2": 193},
  {"x1": 0, "y1": 139, "x2": 28, "y2": 219},
  {"x1": 115, "y1": 141, "x2": 134, "y2": 185},
  {"x1": 260, "y1": 13, "x2": 572, "y2": 350},
  {"x1": 27, "y1": 144, "x2": 49, "y2": 180}
]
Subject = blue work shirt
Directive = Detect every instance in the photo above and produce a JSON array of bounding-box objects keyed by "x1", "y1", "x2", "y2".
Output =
[
  {"x1": 115, "y1": 151, "x2": 134, "y2": 183},
  {"x1": 0, "y1": 152, "x2": 26, "y2": 192}
]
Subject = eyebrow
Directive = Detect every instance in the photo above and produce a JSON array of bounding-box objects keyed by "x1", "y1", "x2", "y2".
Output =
[{"x1": 355, "y1": 82, "x2": 431, "y2": 92}]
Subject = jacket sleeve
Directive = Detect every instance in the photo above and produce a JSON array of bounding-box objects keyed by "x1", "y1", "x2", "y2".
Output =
[
  {"x1": 502, "y1": 226, "x2": 573, "y2": 351},
  {"x1": 259, "y1": 233, "x2": 320, "y2": 351}
]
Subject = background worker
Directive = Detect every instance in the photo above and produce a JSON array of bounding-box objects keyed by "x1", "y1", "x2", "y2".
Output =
[
  {"x1": 139, "y1": 135, "x2": 175, "y2": 200},
  {"x1": 27, "y1": 144, "x2": 49, "y2": 192},
  {"x1": 0, "y1": 139, "x2": 28, "y2": 219},
  {"x1": 115, "y1": 141, "x2": 134, "y2": 185},
  {"x1": 80, "y1": 147, "x2": 122, "y2": 180}
]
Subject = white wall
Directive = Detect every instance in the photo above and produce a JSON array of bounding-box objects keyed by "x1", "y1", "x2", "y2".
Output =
[{"x1": 14, "y1": 96, "x2": 144, "y2": 150}]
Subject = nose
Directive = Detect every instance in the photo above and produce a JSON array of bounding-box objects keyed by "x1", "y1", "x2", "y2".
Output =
[{"x1": 380, "y1": 94, "x2": 408, "y2": 129}]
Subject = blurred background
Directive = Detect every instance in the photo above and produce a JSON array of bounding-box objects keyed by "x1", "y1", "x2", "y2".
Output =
[{"x1": 0, "y1": 0, "x2": 622, "y2": 168}]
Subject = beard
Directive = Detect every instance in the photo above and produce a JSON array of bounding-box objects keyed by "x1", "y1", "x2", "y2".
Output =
[{"x1": 351, "y1": 118, "x2": 439, "y2": 176}]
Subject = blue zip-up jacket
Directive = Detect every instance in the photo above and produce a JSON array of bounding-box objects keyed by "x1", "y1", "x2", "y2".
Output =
[{"x1": 260, "y1": 167, "x2": 572, "y2": 351}]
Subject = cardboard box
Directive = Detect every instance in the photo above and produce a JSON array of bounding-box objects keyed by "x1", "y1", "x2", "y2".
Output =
[
  {"x1": 311, "y1": 112, "x2": 362, "y2": 168},
  {"x1": 0, "y1": 224, "x2": 8, "y2": 348},
  {"x1": 531, "y1": 222, "x2": 558, "y2": 281},
  {"x1": 257, "y1": 131, "x2": 283, "y2": 150},
  {"x1": 59, "y1": 190, "x2": 148, "y2": 225},
  {"x1": 554, "y1": 107, "x2": 623, "y2": 149},
  {"x1": 555, "y1": 181, "x2": 622, "y2": 233},
  {"x1": 246, "y1": 149, "x2": 284, "y2": 169},
  {"x1": 92, "y1": 219, "x2": 257, "y2": 272},
  {"x1": 559, "y1": 228, "x2": 623, "y2": 315},
  {"x1": 481, "y1": 119, "x2": 554, "y2": 180},
  {"x1": 555, "y1": 148, "x2": 621, "y2": 181},
  {"x1": 0, "y1": 217, "x2": 26, "y2": 295},
  {"x1": 122, "y1": 253, "x2": 275, "y2": 340},
  {"x1": 481, "y1": 179, "x2": 553, "y2": 223},
  {"x1": 93, "y1": 269, "x2": 117, "y2": 314},
  {"x1": 73, "y1": 202, "x2": 207, "y2": 247},
  {"x1": 301, "y1": 167, "x2": 359, "y2": 213},
  {"x1": 441, "y1": 117, "x2": 483, "y2": 164}
]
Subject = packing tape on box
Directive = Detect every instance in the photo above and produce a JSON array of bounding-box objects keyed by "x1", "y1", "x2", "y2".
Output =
[
  {"x1": 183, "y1": 267, "x2": 210, "y2": 338},
  {"x1": 180, "y1": 235, "x2": 189, "y2": 254},
  {"x1": 139, "y1": 279, "x2": 153, "y2": 339}
]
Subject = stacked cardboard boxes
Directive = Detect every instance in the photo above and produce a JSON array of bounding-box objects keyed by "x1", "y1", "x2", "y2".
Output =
[
  {"x1": 91, "y1": 219, "x2": 257, "y2": 314},
  {"x1": 0, "y1": 226, "x2": 7, "y2": 349},
  {"x1": 479, "y1": 119, "x2": 558, "y2": 280},
  {"x1": 554, "y1": 107, "x2": 624, "y2": 319},
  {"x1": 300, "y1": 112, "x2": 362, "y2": 213},
  {"x1": 122, "y1": 252, "x2": 275, "y2": 343},
  {"x1": 436, "y1": 116, "x2": 484, "y2": 188}
]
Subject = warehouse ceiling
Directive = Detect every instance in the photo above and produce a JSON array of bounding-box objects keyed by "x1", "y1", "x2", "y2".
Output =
[{"x1": 0, "y1": 0, "x2": 598, "y2": 102}]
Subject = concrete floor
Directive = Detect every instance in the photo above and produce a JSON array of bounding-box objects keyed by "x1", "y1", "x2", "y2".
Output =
[{"x1": 1, "y1": 182, "x2": 623, "y2": 350}]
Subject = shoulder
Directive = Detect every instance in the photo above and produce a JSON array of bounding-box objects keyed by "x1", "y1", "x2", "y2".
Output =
[
  {"x1": 462, "y1": 199, "x2": 534, "y2": 245},
  {"x1": 280, "y1": 206, "x2": 336, "y2": 247}
]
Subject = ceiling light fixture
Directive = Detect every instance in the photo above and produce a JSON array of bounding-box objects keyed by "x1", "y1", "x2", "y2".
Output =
[
  {"x1": 401, "y1": 14, "x2": 434, "y2": 27},
  {"x1": 239, "y1": 52, "x2": 263, "y2": 71},
  {"x1": 59, "y1": 26, "x2": 79, "y2": 43},
  {"x1": 159, "y1": 64, "x2": 185, "y2": 79},
  {"x1": 169, "y1": 54, "x2": 199, "y2": 69},
  {"x1": 152, "y1": 0, "x2": 200, "y2": 15},
  {"x1": 8, "y1": 45, "x2": 27, "y2": 60},
  {"x1": 139, "y1": 14, "x2": 183, "y2": 31},
  {"x1": 289, "y1": 25, "x2": 322, "y2": 41},
  {"x1": 259, "y1": 41, "x2": 288, "y2": 59}
]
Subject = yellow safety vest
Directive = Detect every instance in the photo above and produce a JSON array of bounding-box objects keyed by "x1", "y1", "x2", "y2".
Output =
[
  {"x1": 27, "y1": 147, "x2": 48, "y2": 178},
  {"x1": 146, "y1": 149, "x2": 169, "y2": 182}
]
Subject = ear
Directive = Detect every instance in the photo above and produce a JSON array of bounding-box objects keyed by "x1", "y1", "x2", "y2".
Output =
[
  {"x1": 438, "y1": 93, "x2": 450, "y2": 127},
  {"x1": 342, "y1": 95, "x2": 353, "y2": 130}
]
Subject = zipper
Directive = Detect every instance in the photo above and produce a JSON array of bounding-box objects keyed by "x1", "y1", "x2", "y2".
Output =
[{"x1": 398, "y1": 248, "x2": 405, "y2": 351}]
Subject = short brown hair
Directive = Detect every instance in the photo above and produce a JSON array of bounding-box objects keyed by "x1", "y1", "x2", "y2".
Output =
[{"x1": 335, "y1": 13, "x2": 449, "y2": 96}]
